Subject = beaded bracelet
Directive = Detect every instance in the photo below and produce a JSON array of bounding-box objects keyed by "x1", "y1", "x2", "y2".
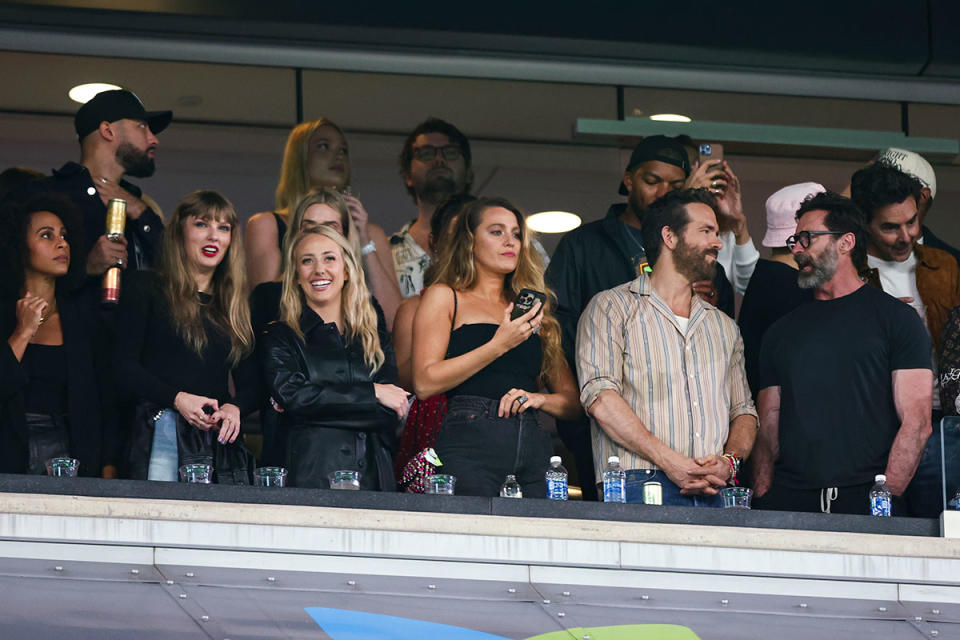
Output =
[{"x1": 722, "y1": 453, "x2": 741, "y2": 486}]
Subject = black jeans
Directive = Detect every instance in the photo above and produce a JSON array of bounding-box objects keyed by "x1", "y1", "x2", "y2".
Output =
[
  {"x1": 434, "y1": 395, "x2": 553, "y2": 498},
  {"x1": 25, "y1": 412, "x2": 70, "y2": 475}
]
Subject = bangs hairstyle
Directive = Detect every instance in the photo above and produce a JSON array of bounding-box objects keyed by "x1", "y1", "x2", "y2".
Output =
[
  {"x1": 0, "y1": 193, "x2": 85, "y2": 298},
  {"x1": 283, "y1": 188, "x2": 361, "y2": 272},
  {"x1": 274, "y1": 118, "x2": 348, "y2": 212},
  {"x1": 279, "y1": 226, "x2": 384, "y2": 372},
  {"x1": 428, "y1": 197, "x2": 563, "y2": 385},
  {"x1": 159, "y1": 190, "x2": 253, "y2": 365}
]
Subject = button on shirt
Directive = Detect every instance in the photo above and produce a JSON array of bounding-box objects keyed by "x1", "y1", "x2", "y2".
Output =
[{"x1": 576, "y1": 273, "x2": 757, "y2": 479}]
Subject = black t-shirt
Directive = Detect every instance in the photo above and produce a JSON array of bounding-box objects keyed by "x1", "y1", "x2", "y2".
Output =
[
  {"x1": 738, "y1": 259, "x2": 812, "y2": 398},
  {"x1": 758, "y1": 284, "x2": 932, "y2": 489}
]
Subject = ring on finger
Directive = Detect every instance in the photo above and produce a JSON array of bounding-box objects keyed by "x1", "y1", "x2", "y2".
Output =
[
  {"x1": 518, "y1": 394, "x2": 529, "y2": 405},
  {"x1": 711, "y1": 179, "x2": 718, "y2": 188},
  {"x1": 117, "y1": 258, "x2": 123, "y2": 267}
]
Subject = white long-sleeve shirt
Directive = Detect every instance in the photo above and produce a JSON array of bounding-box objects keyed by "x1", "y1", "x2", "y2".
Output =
[{"x1": 718, "y1": 231, "x2": 760, "y2": 296}]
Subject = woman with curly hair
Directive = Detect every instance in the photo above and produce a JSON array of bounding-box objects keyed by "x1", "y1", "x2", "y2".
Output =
[
  {"x1": 260, "y1": 225, "x2": 408, "y2": 490},
  {"x1": 412, "y1": 197, "x2": 581, "y2": 497},
  {"x1": 0, "y1": 193, "x2": 118, "y2": 476},
  {"x1": 115, "y1": 190, "x2": 257, "y2": 482}
]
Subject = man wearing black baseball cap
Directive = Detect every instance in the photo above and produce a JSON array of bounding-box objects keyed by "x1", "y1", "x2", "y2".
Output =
[
  {"x1": 544, "y1": 135, "x2": 735, "y2": 500},
  {"x1": 26, "y1": 89, "x2": 172, "y2": 276}
]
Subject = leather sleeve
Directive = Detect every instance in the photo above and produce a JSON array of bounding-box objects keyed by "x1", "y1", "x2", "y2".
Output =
[{"x1": 260, "y1": 323, "x2": 393, "y2": 432}]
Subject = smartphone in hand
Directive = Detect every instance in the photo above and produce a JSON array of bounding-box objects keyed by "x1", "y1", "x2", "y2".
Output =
[{"x1": 510, "y1": 288, "x2": 546, "y2": 320}]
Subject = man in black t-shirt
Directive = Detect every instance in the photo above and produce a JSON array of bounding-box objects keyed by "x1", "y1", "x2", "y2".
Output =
[{"x1": 752, "y1": 192, "x2": 932, "y2": 515}]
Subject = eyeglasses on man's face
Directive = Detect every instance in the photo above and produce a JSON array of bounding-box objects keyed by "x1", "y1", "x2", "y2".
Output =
[
  {"x1": 785, "y1": 230, "x2": 844, "y2": 250},
  {"x1": 412, "y1": 144, "x2": 463, "y2": 163}
]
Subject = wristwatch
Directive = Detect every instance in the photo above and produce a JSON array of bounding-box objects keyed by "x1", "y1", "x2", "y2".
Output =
[{"x1": 361, "y1": 240, "x2": 377, "y2": 256}]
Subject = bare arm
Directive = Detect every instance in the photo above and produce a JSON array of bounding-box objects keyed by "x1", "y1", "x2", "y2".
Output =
[
  {"x1": 587, "y1": 390, "x2": 723, "y2": 493},
  {"x1": 244, "y1": 212, "x2": 282, "y2": 289},
  {"x1": 751, "y1": 386, "x2": 780, "y2": 497},
  {"x1": 884, "y1": 368, "x2": 933, "y2": 495},
  {"x1": 411, "y1": 285, "x2": 541, "y2": 400},
  {"x1": 361, "y1": 222, "x2": 403, "y2": 331},
  {"x1": 392, "y1": 296, "x2": 420, "y2": 393}
]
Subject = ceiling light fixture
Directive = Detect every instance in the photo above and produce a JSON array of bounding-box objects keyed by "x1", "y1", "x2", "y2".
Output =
[
  {"x1": 526, "y1": 211, "x2": 582, "y2": 234},
  {"x1": 650, "y1": 113, "x2": 692, "y2": 123},
  {"x1": 68, "y1": 83, "x2": 122, "y2": 104}
]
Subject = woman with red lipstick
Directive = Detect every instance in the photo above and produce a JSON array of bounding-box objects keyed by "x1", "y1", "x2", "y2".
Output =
[
  {"x1": 412, "y1": 197, "x2": 582, "y2": 497},
  {"x1": 116, "y1": 190, "x2": 258, "y2": 483},
  {"x1": 0, "y1": 194, "x2": 119, "y2": 477},
  {"x1": 260, "y1": 225, "x2": 406, "y2": 490},
  {"x1": 245, "y1": 119, "x2": 401, "y2": 325}
]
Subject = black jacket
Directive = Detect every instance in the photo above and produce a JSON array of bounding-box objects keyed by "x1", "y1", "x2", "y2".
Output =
[
  {"x1": 0, "y1": 289, "x2": 119, "y2": 476},
  {"x1": 260, "y1": 306, "x2": 399, "y2": 491},
  {"x1": 546, "y1": 202, "x2": 735, "y2": 370},
  {"x1": 25, "y1": 162, "x2": 165, "y2": 272}
]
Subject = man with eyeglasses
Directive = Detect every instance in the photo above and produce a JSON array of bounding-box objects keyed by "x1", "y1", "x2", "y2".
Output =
[
  {"x1": 752, "y1": 191, "x2": 932, "y2": 515},
  {"x1": 390, "y1": 118, "x2": 474, "y2": 298},
  {"x1": 851, "y1": 161, "x2": 960, "y2": 517}
]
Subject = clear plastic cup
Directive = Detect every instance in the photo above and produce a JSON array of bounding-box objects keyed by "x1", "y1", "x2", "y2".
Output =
[
  {"x1": 179, "y1": 464, "x2": 213, "y2": 484},
  {"x1": 254, "y1": 467, "x2": 288, "y2": 487},
  {"x1": 46, "y1": 457, "x2": 78, "y2": 478},
  {"x1": 721, "y1": 486, "x2": 753, "y2": 509},
  {"x1": 425, "y1": 474, "x2": 456, "y2": 495},
  {"x1": 328, "y1": 470, "x2": 361, "y2": 490}
]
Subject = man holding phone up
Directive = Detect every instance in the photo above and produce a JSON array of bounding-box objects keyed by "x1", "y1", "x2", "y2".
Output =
[{"x1": 577, "y1": 189, "x2": 758, "y2": 506}]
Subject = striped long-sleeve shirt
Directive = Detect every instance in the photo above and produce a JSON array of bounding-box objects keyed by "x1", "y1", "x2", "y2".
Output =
[{"x1": 576, "y1": 274, "x2": 757, "y2": 480}]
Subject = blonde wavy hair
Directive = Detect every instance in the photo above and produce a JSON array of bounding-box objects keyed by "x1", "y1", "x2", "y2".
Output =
[
  {"x1": 428, "y1": 197, "x2": 563, "y2": 385},
  {"x1": 159, "y1": 190, "x2": 253, "y2": 365},
  {"x1": 274, "y1": 118, "x2": 349, "y2": 213},
  {"x1": 279, "y1": 225, "x2": 384, "y2": 372},
  {"x1": 283, "y1": 188, "x2": 361, "y2": 273}
]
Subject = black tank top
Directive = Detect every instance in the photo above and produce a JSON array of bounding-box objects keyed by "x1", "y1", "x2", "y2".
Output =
[
  {"x1": 273, "y1": 212, "x2": 287, "y2": 252},
  {"x1": 445, "y1": 292, "x2": 542, "y2": 399}
]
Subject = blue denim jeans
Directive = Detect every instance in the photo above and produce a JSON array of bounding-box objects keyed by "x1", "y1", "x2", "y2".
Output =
[
  {"x1": 624, "y1": 469, "x2": 723, "y2": 508},
  {"x1": 147, "y1": 409, "x2": 179, "y2": 482}
]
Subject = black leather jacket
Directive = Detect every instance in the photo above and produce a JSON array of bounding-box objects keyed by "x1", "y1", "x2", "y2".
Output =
[{"x1": 260, "y1": 306, "x2": 399, "y2": 491}]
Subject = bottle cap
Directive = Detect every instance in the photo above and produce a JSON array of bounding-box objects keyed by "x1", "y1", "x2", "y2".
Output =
[
  {"x1": 608, "y1": 456, "x2": 620, "y2": 464},
  {"x1": 875, "y1": 474, "x2": 886, "y2": 482},
  {"x1": 550, "y1": 456, "x2": 561, "y2": 464}
]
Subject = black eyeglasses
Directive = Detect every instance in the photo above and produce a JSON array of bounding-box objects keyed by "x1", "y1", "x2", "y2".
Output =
[
  {"x1": 412, "y1": 144, "x2": 463, "y2": 162},
  {"x1": 785, "y1": 230, "x2": 844, "y2": 250}
]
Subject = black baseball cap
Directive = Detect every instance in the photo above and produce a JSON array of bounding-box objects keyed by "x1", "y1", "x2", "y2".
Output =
[
  {"x1": 618, "y1": 135, "x2": 691, "y2": 195},
  {"x1": 74, "y1": 89, "x2": 173, "y2": 140}
]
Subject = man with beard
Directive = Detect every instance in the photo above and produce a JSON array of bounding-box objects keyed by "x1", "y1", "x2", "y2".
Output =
[
  {"x1": 547, "y1": 135, "x2": 735, "y2": 500},
  {"x1": 576, "y1": 189, "x2": 757, "y2": 506},
  {"x1": 752, "y1": 192, "x2": 932, "y2": 515},
  {"x1": 851, "y1": 161, "x2": 960, "y2": 517},
  {"x1": 391, "y1": 118, "x2": 474, "y2": 298},
  {"x1": 26, "y1": 89, "x2": 171, "y2": 275}
]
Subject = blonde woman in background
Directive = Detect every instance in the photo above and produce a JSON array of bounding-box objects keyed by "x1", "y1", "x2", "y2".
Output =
[
  {"x1": 259, "y1": 225, "x2": 407, "y2": 490},
  {"x1": 245, "y1": 118, "x2": 400, "y2": 325}
]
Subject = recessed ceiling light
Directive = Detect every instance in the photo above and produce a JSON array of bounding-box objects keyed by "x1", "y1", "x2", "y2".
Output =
[
  {"x1": 526, "y1": 211, "x2": 582, "y2": 234},
  {"x1": 650, "y1": 113, "x2": 692, "y2": 123},
  {"x1": 68, "y1": 83, "x2": 122, "y2": 104}
]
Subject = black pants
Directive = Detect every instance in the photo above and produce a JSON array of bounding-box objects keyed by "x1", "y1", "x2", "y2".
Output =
[
  {"x1": 25, "y1": 412, "x2": 70, "y2": 475},
  {"x1": 754, "y1": 480, "x2": 906, "y2": 516},
  {"x1": 434, "y1": 395, "x2": 553, "y2": 498}
]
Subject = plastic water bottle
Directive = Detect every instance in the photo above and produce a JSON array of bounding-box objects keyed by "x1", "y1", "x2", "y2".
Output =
[
  {"x1": 500, "y1": 474, "x2": 523, "y2": 498},
  {"x1": 545, "y1": 456, "x2": 568, "y2": 501},
  {"x1": 869, "y1": 474, "x2": 892, "y2": 517},
  {"x1": 602, "y1": 456, "x2": 626, "y2": 503}
]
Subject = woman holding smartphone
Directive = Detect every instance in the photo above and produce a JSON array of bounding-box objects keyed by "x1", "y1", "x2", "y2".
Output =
[
  {"x1": 115, "y1": 190, "x2": 257, "y2": 482},
  {"x1": 260, "y1": 225, "x2": 407, "y2": 490},
  {"x1": 412, "y1": 197, "x2": 581, "y2": 497}
]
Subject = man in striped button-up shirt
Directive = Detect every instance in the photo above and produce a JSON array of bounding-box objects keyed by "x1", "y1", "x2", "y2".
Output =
[{"x1": 577, "y1": 189, "x2": 758, "y2": 506}]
